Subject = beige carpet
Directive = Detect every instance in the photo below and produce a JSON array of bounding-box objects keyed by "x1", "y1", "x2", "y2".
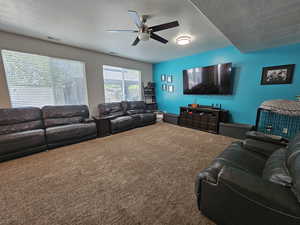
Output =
[{"x1": 0, "y1": 123, "x2": 236, "y2": 225}]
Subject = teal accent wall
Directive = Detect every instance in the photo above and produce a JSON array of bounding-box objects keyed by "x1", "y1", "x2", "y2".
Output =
[{"x1": 153, "y1": 44, "x2": 300, "y2": 124}]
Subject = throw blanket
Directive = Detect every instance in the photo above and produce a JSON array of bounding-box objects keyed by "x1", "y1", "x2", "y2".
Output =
[{"x1": 260, "y1": 100, "x2": 300, "y2": 116}]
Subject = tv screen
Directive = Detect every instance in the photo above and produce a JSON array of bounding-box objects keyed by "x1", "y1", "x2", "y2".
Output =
[{"x1": 183, "y1": 63, "x2": 233, "y2": 95}]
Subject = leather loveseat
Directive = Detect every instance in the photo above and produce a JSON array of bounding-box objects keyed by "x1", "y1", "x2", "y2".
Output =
[
  {"x1": 98, "y1": 101, "x2": 156, "y2": 134},
  {"x1": 42, "y1": 105, "x2": 97, "y2": 148},
  {"x1": 195, "y1": 131, "x2": 300, "y2": 225},
  {"x1": 0, "y1": 107, "x2": 47, "y2": 162},
  {"x1": 124, "y1": 101, "x2": 157, "y2": 127}
]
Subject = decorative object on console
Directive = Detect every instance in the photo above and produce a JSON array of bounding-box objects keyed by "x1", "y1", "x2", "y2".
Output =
[
  {"x1": 161, "y1": 74, "x2": 166, "y2": 81},
  {"x1": 190, "y1": 104, "x2": 199, "y2": 108},
  {"x1": 256, "y1": 99, "x2": 300, "y2": 139},
  {"x1": 261, "y1": 64, "x2": 295, "y2": 85}
]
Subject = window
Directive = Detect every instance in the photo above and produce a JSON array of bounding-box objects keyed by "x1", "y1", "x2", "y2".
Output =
[
  {"x1": 103, "y1": 65, "x2": 141, "y2": 103},
  {"x1": 2, "y1": 50, "x2": 88, "y2": 108}
]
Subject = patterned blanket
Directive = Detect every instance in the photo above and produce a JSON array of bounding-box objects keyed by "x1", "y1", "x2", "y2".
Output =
[{"x1": 260, "y1": 100, "x2": 300, "y2": 116}]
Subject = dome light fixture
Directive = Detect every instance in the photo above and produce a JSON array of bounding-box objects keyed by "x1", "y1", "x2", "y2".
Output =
[{"x1": 176, "y1": 35, "x2": 191, "y2": 45}]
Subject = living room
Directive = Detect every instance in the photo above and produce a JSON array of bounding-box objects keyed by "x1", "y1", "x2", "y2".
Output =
[{"x1": 0, "y1": 1, "x2": 300, "y2": 225}]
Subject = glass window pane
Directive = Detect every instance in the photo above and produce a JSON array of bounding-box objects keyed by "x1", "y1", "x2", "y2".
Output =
[
  {"x1": 103, "y1": 65, "x2": 141, "y2": 103},
  {"x1": 1, "y1": 50, "x2": 88, "y2": 108}
]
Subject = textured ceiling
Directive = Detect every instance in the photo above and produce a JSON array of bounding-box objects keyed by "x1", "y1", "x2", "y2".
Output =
[
  {"x1": 0, "y1": 0, "x2": 231, "y2": 63},
  {"x1": 190, "y1": 0, "x2": 300, "y2": 52}
]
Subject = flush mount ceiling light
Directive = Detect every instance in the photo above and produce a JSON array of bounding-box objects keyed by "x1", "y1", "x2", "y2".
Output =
[{"x1": 176, "y1": 36, "x2": 191, "y2": 45}]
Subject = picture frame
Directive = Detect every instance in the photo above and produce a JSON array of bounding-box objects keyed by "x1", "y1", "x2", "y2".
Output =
[
  {"x1": 167, "y1": 85, "x2": 174, "y2": 93},
  {"x1": 261, "y1": 64, "x2": 295, "y2": 85},
  {"x1": 161, "y1": 74, "x2": 166, "y2": 82},
  {"x1": 162, "y1": 84, "x2": 167, "y2": 91},
  {"x1": 167, "y1": 75, "x2": 172, "y2": 83}
]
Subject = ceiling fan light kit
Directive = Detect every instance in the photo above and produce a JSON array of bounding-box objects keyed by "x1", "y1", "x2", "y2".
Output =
[
  {"x1": 107, "y1": 10, "x2": 180, "y2": 46},
  {"x1": 176, "y1": 36, "x2": 192, "y2": 45}
]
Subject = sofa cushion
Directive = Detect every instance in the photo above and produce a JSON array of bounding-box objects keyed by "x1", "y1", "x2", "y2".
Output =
[
  {"x1": 124, "y1": 101, "x2": 146, "y2": 111},
  {"x1": 263, "y1": 148, "x2": 292, "y2": 187},
  {"x1": 44, "y1": 117, "x2": 83, "y2": 128},
  {"x1": 110, "y1": 116, "x2": 133, "y2": 131},
  {"x1": 0, "y1": 107, "x2": 43, "y2": 135},
  {"x1": 46, "y1": 123, "x2": 96, "y2": 143},
  {"x1": 0, "y1": 120, "x2": 44, "y2": 135},
  {"x1": 214, "y1": 142, "x2": 267, "y2": 176},
  {"x1": 42, "y1": 105, "x2": 89, "y2": 128},
  {"x1": 0, "y1": 129, "x2": 46, "y2": 155},
  {"x1": 127, "y1": 109, "x2": 145, "y2": 115},
  {"x1": 98, "y1": 103, "x2": 125, "y2": 117}
]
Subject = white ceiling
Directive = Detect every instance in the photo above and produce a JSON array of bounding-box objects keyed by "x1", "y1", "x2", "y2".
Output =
[
  {"x1": 191, "y1": 0, "x2": 300, "y2": 52},
  {"x1": 0, "y1": 0, "x2": 231, "y2": 63}
]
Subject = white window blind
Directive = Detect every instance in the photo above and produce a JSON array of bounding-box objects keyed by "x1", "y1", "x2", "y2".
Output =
[
  {"x1": 103, "y1": 65, "x2": 141, "y2": 103},
  {"x1": 1, "y1": 50, "x2": 88, "y2": 108}
]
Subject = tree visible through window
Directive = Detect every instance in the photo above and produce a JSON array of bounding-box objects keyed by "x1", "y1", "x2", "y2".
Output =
[
  {"x1": 103, "y1": 65, "x2": 141, "y2": 103},
  {"x1": 2, "y1": 50, "x2": 88, "y2": 108}
]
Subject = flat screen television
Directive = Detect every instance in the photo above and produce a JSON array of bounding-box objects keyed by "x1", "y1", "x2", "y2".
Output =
[{"x1": 183, "y1": 63, "x2": 233, "y2": 95}]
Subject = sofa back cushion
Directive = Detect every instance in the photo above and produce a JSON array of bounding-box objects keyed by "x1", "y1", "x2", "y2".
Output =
[
  {"x1": 262, "y1": 148, "x2": 292, "y2": 187},
  {"x1": 42, "y1": 105, "x2": 89, "y2": 128},
  {"x1": 98, "y1": 103, "x2": 125, "y2": 117},
  {"x1": 123, "y1": 101, "x2": 145, "y2": 115},
  {"x1": 0, "y1": 107, "x2": 43, "y2": 135}
]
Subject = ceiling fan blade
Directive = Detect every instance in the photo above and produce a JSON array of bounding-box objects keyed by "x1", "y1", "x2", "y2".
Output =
[
  {"x1": 128, "y1": 10, "x2": 143, "y2": 28},
  {"x1": 107, "y1": 29, "x2": 138, "y2": 33},
  {"x1": 150, "y1": 33, "x2": 168, "y2": 44},
  {"x1": 132, "y1": 37, "x2": 140, "y2": 46},
  {"x1": 149, "y1": 21, "x2": 179, "y2": 32}
]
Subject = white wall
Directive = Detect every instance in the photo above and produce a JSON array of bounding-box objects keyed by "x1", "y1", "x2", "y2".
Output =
[{"x1": 0, "y1": 31, "x2": 153, "y2": 115}]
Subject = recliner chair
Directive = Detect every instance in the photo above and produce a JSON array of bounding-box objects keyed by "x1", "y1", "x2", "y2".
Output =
[
  {"x1": 98, "y1": 101, "x2": 156, "y2": 134},
  {"x1": 42, "y1": 105, "x2": 97, "y2": 148},
  {"x1": 0, "y1": 107, "x2": 47, "y2": 161},
  {"x1": 124, "y1": 101, "x2": 156, "y2": 127},
  {"x1": 98, "y1": 102, "x2": 135, "y2": 134},
  {"x1": 195, "y1": 131, "x2": 300, "y2": 225}
]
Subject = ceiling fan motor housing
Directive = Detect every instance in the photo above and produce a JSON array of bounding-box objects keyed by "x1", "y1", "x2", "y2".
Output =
[
  {"x1": 138, "y1": 31, "x2": 150, "y2": 41},
  {"x1": 138, "y1": 26, "x2": 150, "y2": 41}
]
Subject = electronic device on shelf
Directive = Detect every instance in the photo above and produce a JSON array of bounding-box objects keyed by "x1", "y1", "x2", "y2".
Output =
[{"x1": 183, "y1": 63, "x2": 233, "y2": 95}]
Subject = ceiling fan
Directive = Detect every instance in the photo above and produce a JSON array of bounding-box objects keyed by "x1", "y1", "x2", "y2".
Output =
[{"x1": 107, "y1": 10, "x2": 179, "y2": 46}]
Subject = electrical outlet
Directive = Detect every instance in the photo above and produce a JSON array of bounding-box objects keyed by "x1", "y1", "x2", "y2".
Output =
[{"x1": 283, "y1": 128, "x2": 288, "y2": 134}]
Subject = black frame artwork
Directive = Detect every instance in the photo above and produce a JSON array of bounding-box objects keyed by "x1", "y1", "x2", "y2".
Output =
[{"x1": 261, "y1": 64, "x2": 295, "y2": 85}]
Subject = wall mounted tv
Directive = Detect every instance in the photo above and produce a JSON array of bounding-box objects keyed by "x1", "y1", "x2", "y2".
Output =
[{"x1": 183, "y1": 63, "x2": 233, "y2": 95}]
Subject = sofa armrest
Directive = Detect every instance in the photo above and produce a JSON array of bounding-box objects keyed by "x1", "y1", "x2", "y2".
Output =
[
  {"x1": 246, "y1": 131, "x2": 288, "y2": 145},
  {"x1": 219, "y1": 166, "x2": 300, "y2": 217},
  {"x1": 243, "y1": 138, "x2": 284, "y2": 158},
  {"x1": 195, "y1": 161, "x2": 223, "y2": 196}
]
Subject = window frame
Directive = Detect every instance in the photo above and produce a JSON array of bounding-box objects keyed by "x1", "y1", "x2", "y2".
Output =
[
  {"x1": 1, "y1": 49, "x2": 89, "y2": 108},
  {"x1": 103, "y1": 65, "x2": 142, "y2": 103}
]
